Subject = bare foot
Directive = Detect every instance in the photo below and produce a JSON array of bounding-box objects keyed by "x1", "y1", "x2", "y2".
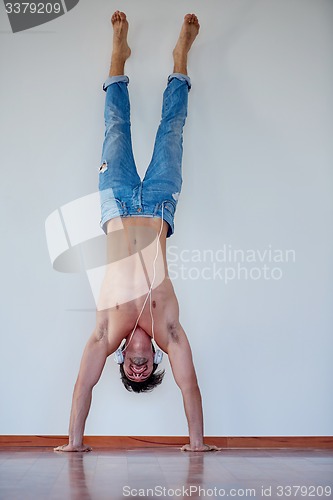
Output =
[
  {"x1": 173, "y1": 13, "x2": 200, "y2": 60},
  {"x1": 172, "y1": 14, "x2": 200, "y2": 75},
  {"x1": 111, "y1": 10, "x2": 131, "y2": 62}
]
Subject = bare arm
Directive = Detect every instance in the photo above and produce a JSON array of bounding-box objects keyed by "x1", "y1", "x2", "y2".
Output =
[
  {"x1": 167, "y1": 323, "x2": 221, "y2": 452},
  {"x1": 54, "y1": 331, "x2": 109, "y2": 452},
  {"x1": 167, "y1": 326, "x2": 203, "y2": 447}
]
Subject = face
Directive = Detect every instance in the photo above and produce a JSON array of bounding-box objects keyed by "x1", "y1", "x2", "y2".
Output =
[{"x1": 123, "y1": 327, "x2": 155, "y2": 382}]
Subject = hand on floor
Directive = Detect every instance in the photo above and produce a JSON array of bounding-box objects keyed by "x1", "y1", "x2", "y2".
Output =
[
  {"x1": 53, "y1": 444, "x2": 92, "y2": 452},
  {"x1": 180, "y1": 444, "x2": 222, "y2": 452}
]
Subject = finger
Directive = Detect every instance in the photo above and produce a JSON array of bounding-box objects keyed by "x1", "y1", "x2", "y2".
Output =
[
  {"x1": 54, "y1": 445, "x2": 65, "y2": 452},
  {"x1": 204, "y1": 445, "x2": 222, "y2": 452}
]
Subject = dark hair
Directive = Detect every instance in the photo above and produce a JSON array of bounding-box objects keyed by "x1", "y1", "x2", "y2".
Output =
[{"x1": 119, "y1": 342, "x2": 165, "y2": 393}]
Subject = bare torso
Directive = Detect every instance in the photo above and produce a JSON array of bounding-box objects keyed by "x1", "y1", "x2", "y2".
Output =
[{"x1": 96, "y1": 216, "x2": 179, "y2": 352}]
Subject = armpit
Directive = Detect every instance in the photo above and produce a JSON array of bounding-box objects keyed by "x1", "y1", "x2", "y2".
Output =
[{"x1": 167, "y1": 320, "x2": 181, "y2": 343}]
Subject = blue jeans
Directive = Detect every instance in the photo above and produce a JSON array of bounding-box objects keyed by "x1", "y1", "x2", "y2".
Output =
[{"x1": 98, "y1": 73, "x2": 191, "y2": 238}]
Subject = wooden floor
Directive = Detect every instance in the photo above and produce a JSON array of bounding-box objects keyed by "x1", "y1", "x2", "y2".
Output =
[{"x1": 0, "y1": 447, "x2": 332, "y2": 499}]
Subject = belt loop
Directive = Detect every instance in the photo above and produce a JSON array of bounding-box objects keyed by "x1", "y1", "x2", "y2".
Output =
[{"x1": 153, "y1": 203, "x2": 160, "y2": 216}]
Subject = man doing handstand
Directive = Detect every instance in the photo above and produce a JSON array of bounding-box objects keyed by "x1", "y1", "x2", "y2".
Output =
[{"x1": 55, "y1": 11, "x2": 219, "y2": 453}]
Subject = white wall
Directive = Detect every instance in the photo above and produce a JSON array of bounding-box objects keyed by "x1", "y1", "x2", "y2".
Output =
[{"x1": 0, "y1": 0, "x2": 332, "y2": 437}]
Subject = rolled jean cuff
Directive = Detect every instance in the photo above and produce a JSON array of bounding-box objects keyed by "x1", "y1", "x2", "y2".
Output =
[
  {"x1": 103, "y1": 75, "x2": 129, "y2": 91},
  {"x1": 168, "y1": 73, "x2": 191, "y2": 90}
]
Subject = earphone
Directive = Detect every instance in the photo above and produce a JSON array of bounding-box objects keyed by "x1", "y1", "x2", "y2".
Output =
[
  {"x1": 114, "y1": 346, "x2": 163, "y2": 365},
  {"x1": 113, "y1": 202, "x2": 166, "y2": 365}
]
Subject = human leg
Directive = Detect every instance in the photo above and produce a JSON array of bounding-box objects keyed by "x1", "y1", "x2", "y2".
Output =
[
  {"x1": 142, "y1": 14, "x2": 200, "y2": 203},
  {"x1": 99, "y1": 77, "x2": 139, "y2": 188},
  {"x1": 142, "y1": 75, "x2": 190, "y2": 198},
  {"x1": 173, "y1": 13, "x2": 200, "y2": 75},
  {"x1": 99, "y1": 11, "x2": 140, "y2": 232},
  {"x1": 108, "y1": 10, "x2": 131, "y2": 77}
]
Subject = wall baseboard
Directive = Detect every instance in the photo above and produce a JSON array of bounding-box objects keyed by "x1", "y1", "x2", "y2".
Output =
[{"x1": 0, "y1": 436, "x2": 332, "y2": 449}]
